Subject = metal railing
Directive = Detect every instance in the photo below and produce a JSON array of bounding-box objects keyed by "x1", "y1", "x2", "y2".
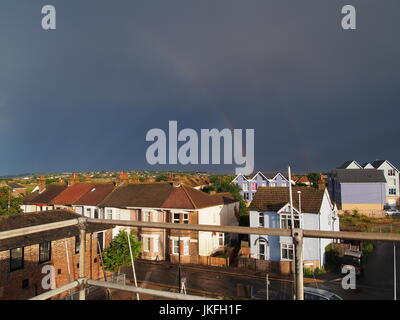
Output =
[{"x1": 2, "y1": 216, "x2": 399, "y2": 301}]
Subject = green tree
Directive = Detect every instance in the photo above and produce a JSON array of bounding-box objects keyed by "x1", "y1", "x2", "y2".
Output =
[
  {"x1": 0, "y1": 187, "x2": 23, "y2": 215},
  {"x1": 102, "y1": 230, "x2": 142, "y2": 274},
  {"x1": 203, "y1": 175, "x2": 248, "y2": 219},
  {"x1": 155, "y1": 173, "x2": 169, "y2": 182},
  {"x1": 307, "y1": 172, "x2": 320, "y2": 188}
]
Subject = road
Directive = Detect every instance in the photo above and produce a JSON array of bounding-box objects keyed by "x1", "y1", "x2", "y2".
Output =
[
  {"x1": 122, "y1": 261, "x2": 295, "y2": 300},
  {"x1": 311, "y1": 241, "x2": 400, "y2": 300}
]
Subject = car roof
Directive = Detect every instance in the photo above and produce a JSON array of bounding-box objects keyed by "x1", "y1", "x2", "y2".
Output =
[
  {"x1": 304, "y1": 286, "x2": 341, "y2": 299},
  {"x1": 344, "y1": 249, "x2": 362, "y2": 258}
]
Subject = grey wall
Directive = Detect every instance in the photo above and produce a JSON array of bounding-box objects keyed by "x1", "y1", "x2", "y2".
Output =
[{"x1": 340, "y1": 183, "x2": 386, "y2": 204}]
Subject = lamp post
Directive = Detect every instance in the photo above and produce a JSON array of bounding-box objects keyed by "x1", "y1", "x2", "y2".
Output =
[{"x1": 297, "y1": 191, "x2": 302, "y2": 216}]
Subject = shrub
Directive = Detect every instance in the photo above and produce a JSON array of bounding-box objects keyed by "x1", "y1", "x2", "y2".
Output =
[
  {"x1": 362, "y1": 241, "x2": 374, "y2": 255},
  {"x1": 325, "y1": 244, "x2": 341, "y2": 271},
  {"x1": 352, "y1": 209, "x2": 360, "y2": 218}
]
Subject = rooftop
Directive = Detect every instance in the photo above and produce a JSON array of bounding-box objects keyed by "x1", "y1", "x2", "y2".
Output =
[
  {"x1": 23, "y1": 184, "x2": 68, "y2": 205},
  {"x1": 330, "y1": 169, "x2": 386, "y2": 183},
  {"x1": 248, "y1": 187, "x2": 325, "y2": 213},
  {"x1": 0, "y1": 210, "x2": 113, "y2": 251}
]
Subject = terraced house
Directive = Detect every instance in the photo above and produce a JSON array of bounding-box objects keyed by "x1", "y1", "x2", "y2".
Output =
[{"x1": 22, "y1": 176, "x2": 240, "y2": 264}]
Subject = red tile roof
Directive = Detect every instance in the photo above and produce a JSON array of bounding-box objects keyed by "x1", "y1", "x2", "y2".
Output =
[
  {"x1": 73, "y1": 184, "x2": 115, "y2": 206},
  {"x1": 100, "y1": 182, "x2": 238, "y2": 210},
  {"x1": 50, "y1": 183, "x2": 96, "y2": 205}
]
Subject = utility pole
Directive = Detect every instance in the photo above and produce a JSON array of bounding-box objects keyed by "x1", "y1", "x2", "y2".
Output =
[
  {"x1": 395, "y1": 241, "x2": 397, "y2": 301},
  {"x1": 297, "y1": 191, "x2": 302, "y2": 215},
  {"x1": 178, "y1": 234, "x2": 181, "y2": 293},
  {"x1": 288, "y1": 166, "x2": 297, "y2": 300},
  {"x1": 127, "y1": 231, "x2": 140, "y2": 300},
  {"x1": 7, "y1": 186, "x2": 11, "y2": 214},
  {"x1": 266, "y1": 273, "x2": 269, "y2": 300},
  {"x1": 293, "y1": 229, "x2": 304, "y2": 300},
  {"x1": 288, "y1": 166, "x2": 304, "y2": 300}
]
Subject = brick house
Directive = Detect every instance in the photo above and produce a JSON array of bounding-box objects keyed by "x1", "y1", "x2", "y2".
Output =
[
  {"x1": 0, "y1": 210, "x2": 113, "y2": 300},
  {"x1": 99, "y1": 182, "x2": 239, "y2": 264},
  {"x1": 22, "y1": 184, "x2": 67, "y2": 213}
]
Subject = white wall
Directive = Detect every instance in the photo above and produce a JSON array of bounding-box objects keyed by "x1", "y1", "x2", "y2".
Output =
[{"x1": 198, "y1": 203, "x2": 239, "y2": 256}]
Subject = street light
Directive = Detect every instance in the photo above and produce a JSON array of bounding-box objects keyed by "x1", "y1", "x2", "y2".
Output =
[{"x1": 297, "y1": 191, "x2": 302, "y2": 215}]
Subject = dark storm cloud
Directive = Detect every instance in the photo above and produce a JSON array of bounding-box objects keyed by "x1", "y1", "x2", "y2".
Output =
[{"x1": 1, "y1": 0, "x2": 400, "y2": 175}]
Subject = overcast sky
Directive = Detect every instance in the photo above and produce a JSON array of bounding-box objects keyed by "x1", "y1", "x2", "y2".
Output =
[{"x1": 1, "y1": 1, "x2": 399, "y2": 175}]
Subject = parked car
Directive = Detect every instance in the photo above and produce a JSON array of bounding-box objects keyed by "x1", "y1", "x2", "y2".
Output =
[
  {"x1": 385, "y1": 208, "x2": 400, "y2": 216},
  {"x1": 304, "y1": 287, "x2": 343, "y2": 300},
  {"x1": 341, "y1": 249, "x2": 363, "y2": 276}
]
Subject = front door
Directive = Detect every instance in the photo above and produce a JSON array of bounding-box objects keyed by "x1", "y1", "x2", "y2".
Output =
[{"x1": 259, "y1": 241, "x2": 267, "y2": 260}]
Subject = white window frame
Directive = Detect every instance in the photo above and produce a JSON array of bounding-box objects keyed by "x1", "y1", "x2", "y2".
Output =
[
  {"x1": 183, "y1": 239, "x2": 189, "y2": 255},
  {"x1": 218, "y1": 233, "x2": 224, "y2": 247},
  {"x1": 144, "y1": 211, "x2": 151, "y2": 222},
  {"x1": 258, "y1": 239, "x2": 268, "y2": 260},
  {"x1": 153, "y1": 212, "x2": 158, "y2": 223},
  {"x1": 183, "y1": 213, "x2": 189, "y2": 224},
  {"x1": 173, "y1": 213, "x2": 180, "y2": 224},
  {"x1": 172, "y1": 240, "x2": 180, "y2": 255},
  {"x1": 106, "y1": 209, "x2": 113, "y2": 220},
  {"x1": 153, "y1": 237, "x2": 159, "y2": 253},
  {"x1": 259, "y1": 213, "x2": 265, "y2": 227},
  {"x1": 280, "y1": 213, "x2": 301, "y2": 229},
  {"x1": 143, "y1": 236, "x2": 151, "y2": 252},
  {"x1": 85, "y1": 207, "x2": 91, "y2": 217},
  {"x1": 281, "y1": 243, "x2": 294, "y2": 261}
]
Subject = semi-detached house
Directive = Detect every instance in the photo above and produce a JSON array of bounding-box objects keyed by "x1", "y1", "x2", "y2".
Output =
[
  {"x1": 22, "y1": 177, "x2": 239, "y2": 264},
  {"x1": 98, "y1": 182, "x2": 239, "y2": 264}
]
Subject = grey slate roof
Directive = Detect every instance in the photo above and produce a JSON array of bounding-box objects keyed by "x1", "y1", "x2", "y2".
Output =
[
  {"x1": 331, "y1": 169, "x2": 386, "y2": 183},
  {"x1": 337, "y1": 160, "x2": 361, "y2": 169},
  {"x1": 7, "y1": 182, "x2": 25, "y2": 189},
  {"x1": 370, "y1": 160, "x2": 387, "y2": 169},
  {"x1": 260, "y1": 172, "x2": 289, "y2": 180}
]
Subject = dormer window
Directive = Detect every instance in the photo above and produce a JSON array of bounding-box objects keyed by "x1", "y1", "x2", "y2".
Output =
[
  {"x1": 280, "y1": 213, "x2": 301, "y2": 229},
  {"x1": 388, "y1": 169, "x2": 395, "y2": 176}
]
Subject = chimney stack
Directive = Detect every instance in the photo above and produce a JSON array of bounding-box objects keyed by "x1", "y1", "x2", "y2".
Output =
[
  {"x1": 38, "y1": 176, "x2": 46, "y2": 193},
  {"x1": 318, "y1": 174, "x2": 326, "y2": 190},
  {"x1": 68, "y1": 173, "x2": 79, "y2": 187},
  {"x1": 117, "y1": 173, "x2": 130, "y2": 185},
  {"x1": 133, "y1": 177, "x2": 140, "y2": 184},
  {"x1": 172, "y1": 181, "x2": 181, "y2": 188}
]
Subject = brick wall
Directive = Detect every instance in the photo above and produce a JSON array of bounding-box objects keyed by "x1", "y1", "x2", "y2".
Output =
[{"x1": 0, "y1": 229, "x2": 112, "y2": 300}]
